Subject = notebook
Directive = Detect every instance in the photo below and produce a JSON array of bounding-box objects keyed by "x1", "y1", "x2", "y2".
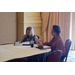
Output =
[{"x1": 22, "y1": 41, "x2": 30, "y2": 46}]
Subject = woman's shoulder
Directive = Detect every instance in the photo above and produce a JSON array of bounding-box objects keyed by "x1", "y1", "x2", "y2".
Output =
[
  {"x1": 56, "y1": 37, "x2": 64, "y2": 45},
  {"x1": 56, "y1": 35, "x2": 62, "y2": 41}
]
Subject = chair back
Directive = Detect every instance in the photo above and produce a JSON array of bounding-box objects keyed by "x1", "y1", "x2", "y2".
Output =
[
  {"x1": 65, "y1": 39, "x2": 72, "y2": 57},
  {"x1": 36, "y1": 35, "x2": 40, "y2": 39},
  {"x1": 46, "y1": 50, "x2": 62, "y2": 62},
  {"x1": 64, "y1": 39, "x2": 72, "y2": 61}
]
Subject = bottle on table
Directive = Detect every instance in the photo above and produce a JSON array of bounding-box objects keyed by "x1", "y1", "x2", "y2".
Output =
[{"x1": 30, "y1": 39, "x2": 34, "y2": 47}]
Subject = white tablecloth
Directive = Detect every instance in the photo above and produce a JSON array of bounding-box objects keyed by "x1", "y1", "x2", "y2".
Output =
[{"x1": 0, "y1": 44, "x2": 51, "y2": 62}]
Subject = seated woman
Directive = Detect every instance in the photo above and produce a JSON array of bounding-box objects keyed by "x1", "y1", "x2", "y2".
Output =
[
  {"x1": 10, "y1": 27, "x2": 38, "y2": 62},
  {"x1": 19, "y1": 27, "x2": 39, "y2": 44},
  {"x1": 43, "y1": 25, "x2": 65, "y2": 56}
]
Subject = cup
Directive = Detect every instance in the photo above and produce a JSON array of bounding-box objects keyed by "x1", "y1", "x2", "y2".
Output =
[
  {"x1": 31, "y1": 44, "x2": 34, "y2": 47},
  {"x1": 30, "y1": 41, "x2": 34, "y2": 47},
  {"x1": 16, "y1": 42, "x2": 19, "y2": 45}
]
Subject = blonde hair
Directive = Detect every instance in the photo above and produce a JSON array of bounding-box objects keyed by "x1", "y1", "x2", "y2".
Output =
[{"x1": 26, "y1": 27, "x2": 34, "y2": 37}]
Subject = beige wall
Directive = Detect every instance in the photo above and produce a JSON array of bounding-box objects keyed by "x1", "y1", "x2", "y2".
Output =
[
  {"x1": 0, "y1": 12, "x2": 17, "y2": 44},
  {"x1": 18, "y1": 12, "x2": 42, "y2": 41}
]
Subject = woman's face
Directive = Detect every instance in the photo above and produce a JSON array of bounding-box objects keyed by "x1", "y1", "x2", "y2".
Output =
[
  {"x1": 51, "y1": 29, "x2": 56, "y2": 36},
  {"x1": 26, "y1": 30, "x2": 30, "y2": 36}
]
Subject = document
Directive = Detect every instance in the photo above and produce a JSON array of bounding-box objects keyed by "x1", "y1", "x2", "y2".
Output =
[
  {"x1": 43, "y1": 46, "x2": 51, "y2": 49},
  {"x1": 15, "y1": 46, "x2": 31, "y2": 49},
  {"x1": 22, "y1": 42, "x2": 30, "y2": 44}
]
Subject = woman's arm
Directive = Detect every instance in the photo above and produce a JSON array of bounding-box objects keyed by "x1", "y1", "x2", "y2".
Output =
[
  {"x1": 43, "y1": 42, "x2": 51, "y2": 46},
  {"x1": 43, "y1": 37, "x2": 54, "y2": 46},
  {"x1": 18, "y1": 35, "x2": 26, "y2": 43}
]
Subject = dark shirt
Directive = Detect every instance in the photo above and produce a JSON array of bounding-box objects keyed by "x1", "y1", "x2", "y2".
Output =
[{"x1": 19, "y1": 34, "x2": 38, "y2": 44}]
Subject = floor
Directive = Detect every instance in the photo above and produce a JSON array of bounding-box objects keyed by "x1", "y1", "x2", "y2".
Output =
[{"x1": 67, "y1": 50, "x2": 75, "y2": 62}]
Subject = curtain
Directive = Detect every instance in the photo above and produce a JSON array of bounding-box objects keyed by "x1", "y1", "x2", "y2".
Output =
[
  {"x1": 70, "y1": 12, "x2": 75, "y2": 49},
  {"x1": 47, "y1": 12, "x2": 59, "y2": 42},
  {"x1": 41, "y1": 12, "x2": 71, "y2": 45},
  {"x1": 41, "y1": 12, "x2": 49, "y2": 42},
  {"x1": 59, "y1": 12, "x2": 71, "y2": 44},
  {"x1": 41, "y1": 12, "x2": 59, "y2": 42}
]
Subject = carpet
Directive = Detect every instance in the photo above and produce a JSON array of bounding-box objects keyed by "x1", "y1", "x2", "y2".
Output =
[{"x1": 67, "y1": 50, "x2": 75, "y2": 62}]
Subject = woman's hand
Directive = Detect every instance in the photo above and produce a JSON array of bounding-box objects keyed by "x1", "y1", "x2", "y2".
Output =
[{"x1": 39, "y1": 46, "x2": 44, "y2": 49}]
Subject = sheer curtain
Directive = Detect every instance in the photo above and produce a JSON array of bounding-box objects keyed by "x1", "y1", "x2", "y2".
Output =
[
  {"x1": 59, "y1": 12, "x2": 71, "y2": 44},
  {"x1": 41, "y1": 12, "x2": 49, "y2": 42},
  {"x1": 70, "y1": 12, "x2": 75, "y2": 49},
  {"x1": 41, "y1": 12, "x2": 71, "y2": 44},
  {"x1": 41, "y1": 12, "x2": 59, "y2": 42},
  {"x1": 47, "y1": 12, "x2": 59, "y2": 42}
]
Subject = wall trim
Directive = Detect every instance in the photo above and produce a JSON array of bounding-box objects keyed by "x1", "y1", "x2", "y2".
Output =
[
  {"x1": 19, "y1": 24, "x2": 42, "y2": 27},
  {"x1": 19, "y1": 21, "x2": 42, "y2": 24}
]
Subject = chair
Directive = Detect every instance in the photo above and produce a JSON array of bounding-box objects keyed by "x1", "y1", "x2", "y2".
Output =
[
  {"x1": 36, "y1": 35, "x2": 40, "y2": 39},
  {"x1": 60, "y1": 39, "x2": 72, "y2": 62},
  {"x1": 46, "y1": 50, "x2": 62, "y2": 62}
]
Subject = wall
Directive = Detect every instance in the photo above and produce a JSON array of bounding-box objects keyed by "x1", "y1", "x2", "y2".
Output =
[
  {"x1": 18, "y1": 12, "x2": 42, "y2": 41},
  {"x1": 0, "y1": 12, "x2": 17, "y2": 44}
]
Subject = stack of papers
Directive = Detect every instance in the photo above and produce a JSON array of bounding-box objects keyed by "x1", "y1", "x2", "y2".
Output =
[
  {"x1": 43, "y1": 46, "x2": 51, "y2": 49},
  {"x1": 22, "y1": 42, "x2": 30, "y2": 44}
]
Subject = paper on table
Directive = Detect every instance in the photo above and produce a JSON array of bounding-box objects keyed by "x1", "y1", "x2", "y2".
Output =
[
  {"x1": 14, "y1": 46, "x2": 39, "y2": 51},
  {"x1": 15, "y1": 42, "x2": 22, "y2": 46},
  {"x1": 34, "y1": 44, "x2": 38, "y2": 47},
  {"x1": 22, "y1": 42, "x2": 30, "y2": 44},
  {"x1": 15, "y1": 46, "x2": 37, "y2": 51},
  {"x1": 15, "y1": 46, "x2": 31, "y2": 49},
  {"x1": 43, "y1": 46, "x2": 51, "y2": 49}
]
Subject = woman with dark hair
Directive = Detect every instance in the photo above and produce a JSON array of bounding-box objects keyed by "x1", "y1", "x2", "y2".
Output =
[
  {"x1": 19, "y1": 27, "x2": 39, "y2": 44},
  {"x1": 43, "y1": 25, "x2": 65, "y2": 56}
]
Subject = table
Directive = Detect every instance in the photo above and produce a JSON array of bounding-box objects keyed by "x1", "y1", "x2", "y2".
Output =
[{"x1": 0, "y1": 44, "x2": 51, "y2": 62}]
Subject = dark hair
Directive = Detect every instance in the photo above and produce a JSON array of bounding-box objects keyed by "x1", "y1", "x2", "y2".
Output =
[{"x1": 53, "y1": 25, "x2": 61, "y2": 35}]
